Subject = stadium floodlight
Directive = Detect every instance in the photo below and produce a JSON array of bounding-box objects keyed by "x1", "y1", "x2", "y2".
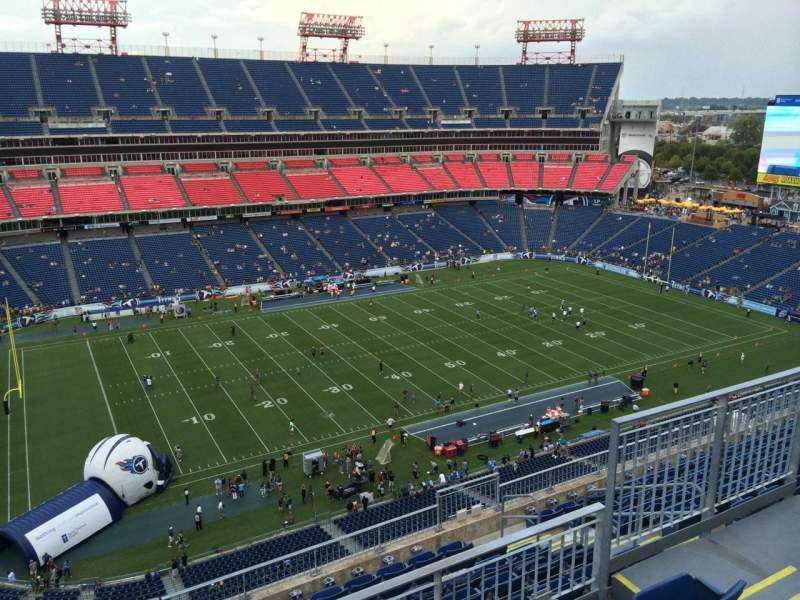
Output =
[
  {"x1": 515, "y1": 18, "x2": 585, "y2": 65},
  {"x1": 41, "y1": 0, "x2": 132, "y2": 55},
  {"x1": 297, "y1": 12, "x2": 365, "y2": 63}
]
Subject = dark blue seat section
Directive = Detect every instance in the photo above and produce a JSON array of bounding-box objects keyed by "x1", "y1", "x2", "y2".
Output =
[
  {"x1": 41, "y1": 590, "x2": 79, "y2": 600},
  {"x1": 330, "y1": 63, "x2": 394, "y2": 116},
  {"x1": 0, "y1": 122, "x2": 43, "y2": 137},
  {"x1": 0, "y1": 53, "x2": 38, "y2": 117},
  {"x1": 0, "y1": 587, "x2": 26, "y2": 600},
  {"x1": 170, "y1": 119, "x2": 222, "y2": 133},
  {"x1": 398, "y1": 211, "x2": 482, "y2": 257},
  {"x1": 136, "y1": 232, "x2": 214, "y2": 295},
  {"x1": 94, "y1": 54, "x2": 158, "y2": 117},
  {"x1": 310, "y1": 587, "x2": 344, "y2": 600},
  {"x1": 476, "y1": 200, "x2": 525, "y2": 250},
  {"x1": 405, "y1": 118, "x2": 439, "y2": 129},
  {"x1": 474, "y1": 118, "x2": 507, "y2": 128},
  {"x1": 244, "y1": 60, "x2": 308, "y2": 116},
  {"x1": 503, "y1": 65, "x2": 546, "y2": 113},
  {"x1": 290, "y1": 62, "x2": 352, "y2": 116},
  {"x1": 321, "y1": 119, "x2": 365, "y2": 131},
  {"x1": 596, "y1": 216, "x2": 674, "y2": 260},
  {"x1": 69, "y1": 237, "x2": 148, "y2": 303},
  {"x1": 274, "y1": 119, "x2": 321, "y2": 132},
  {"x1": 250, "y1": 218, "x2": 335, "y2": 278},
  {"x1": 457, "y1": 66, "x2": 504, "y2": 116},
  {"x1": 414, "y1": 66, "x2": 464, "y2": 116},
  {"x1": 111, "y1": 119, "x2": 167, "y2": 134},
  {"x1": 94, "y1": 571, "x2": 165, "y2": 600},
  {"x1": 193, "y1": 223, "x2": 279, "y2": 286},
  {"x1": 668, "y1": 224, "x2": 772, "y2": 285},
  {"x1": 572, "y1": 212, "x2": 639, "y2": 255},
  {"x1": 223, "y1": 119, "x2": 275, "y2": 132},
  {"x1": 352, "y1": 214, "x2": 431, "y2": 264},
  {"x1": 0, "y1": 261, "x2": 33, "y2": 309},
  {"x1": 181, "y1": 525, "x2": 347, "y2": 599},
  {"x1": 510, "y1": 117, "x2": 543, "y2": 128},
  {"x1": 748, "y1": 264, "x2": 800, "y2": 311},
  {"x1": 302, "y1": 214, "x2": 386, "y2": 271},
  {"x1": 2, "y1": 243, "x2": 73, "y2": 307},
  {"x1": 548, "y1": 64, "x2": 594, "y2": 114},
  {"x1": 523, "y1": 207, "x2": 554, "y2": 251},
  {"x1": 146, "y1": 56, "x2": 209, "y2": 116},
  {"x1": 546, "y1": 118, "x2": 580, "y2": 128},
  {"x1": 36, "y1": 53, "x2": 99, "y2": 117},
  {"x1": 612, "y1": 222, "x2": 712, "y2": 277},
  {"x1": 199, "y1": 58, "x2": 260, "y2": 116},
  {"x1": 50, "y1": 126, "x2": 107, "y2": 136},
  {"x1": 632, "y1": 573, "x2": 746, "y2": 600},
  {"x1": 370, "y1": 65, "x2": 429, "y2": 115},
  {"x1": 364, "y1": 118, "x2": 407, "y2": 130},
  {"x1": 344, "y1": 573, "x2": 376, "y2": 592},
  {"x1": 436, "y1": 204, "x2": 504, "y2": 253},
  {"x1": 550, "y1": 206, "x2": 602, "y2": 252},
  {"x1": 589, "y1": 63, "x2": 622, "y2": 116}
]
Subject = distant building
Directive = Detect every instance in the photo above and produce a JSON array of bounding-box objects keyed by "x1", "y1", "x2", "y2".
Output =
[
  {"x1": 769, "y1": 200, "x2": 800, "y2": 223},
  {"x1": 700, "y1": 125, "x2": 731, "y2": 143}
]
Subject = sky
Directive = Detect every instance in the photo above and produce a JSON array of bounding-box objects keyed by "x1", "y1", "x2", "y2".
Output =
[{"x1": 3, "y1": 0, "x2": 799, "y2": 98}]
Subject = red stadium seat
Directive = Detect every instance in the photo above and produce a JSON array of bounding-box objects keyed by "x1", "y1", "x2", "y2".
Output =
[
  {"x1": 181, "y1": 177, "x2": 244, "y2": 206},
  {"x1": 182, "y1": 162, "x2": 218, "y2": 173},
  {"x1": 571, "y1": 162, "x2": 608, "y2": 191},
  {"x1": 477, "y1": 162, "x2": 510, "y2": 188},
  {"x1": 59, "y1": 182, "x2": 124, "y2": 214},
  {"x1": 61, "y1": 165, "x2": 105, "y2": 177},
  {"x1": 283, "y1": 158, "x2": 317, "y2": 169},
  {"x1": 9, "y1": 186, "x2": 56, "y2": 217},
  {"x1": 124, "y1": 164, "x2": 164, "y2": 175},
  {"x1": 444, "y1": 162, "x2": 482, "y2": 188},
  {"x1": 120, "y1": 175, "x2": 186, "y2": 210},
  {"x1": 286, "y1": 172, "x2": 343, "y2": 199},
  {"x1": 233, "y1": 171, "x2": 296, "y2": 202},
  {"x1": 373, "y1": 165, "x2": 431, "y2": 193},
  {"x1": 330, "y1": 167, "x2": 388, "y2": 196},
  {"x1": 510, "y1": 161, "x2": 539, "y2": 188},
  {"x1": 599, "y1": 163, "x2": 632, "y2": 191},
  {"x1": 8, "y1": 168, "x2": 41, "y2": 180},
  {"x1": 541, "y1": 164, "x2": 573, "y2": 189},
  {"x1": 234, "y1": 161, "x2": 268, "y2": 171},
  {"x1": 328, "y1": 157, "x2": 360, "y2": 166},
  {"x1": 416, "y1": 165, "x2": 458, "y2": 190}
]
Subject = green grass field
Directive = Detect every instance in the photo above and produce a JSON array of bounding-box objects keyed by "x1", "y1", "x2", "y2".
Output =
[{"x1": 1, "y1": 259, "x2": 797, "y2": 580}]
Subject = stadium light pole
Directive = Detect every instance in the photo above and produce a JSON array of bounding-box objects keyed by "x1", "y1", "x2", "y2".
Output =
[
  {"x1": 383, "y1": 42, "x2": 388, "y2": 65},
  {"x1": 211, "y1": 34, "x2": 218, "y2": 59},
  {"x1": 258, "y1": 36, "x2": 264, "y2": 60},
  {"x1": 162, "y1": 31, "x2": 169, "y2": 57},
  {"x1": 428, "y1": 44, "x2": 434, "y2": 65},
  {"x1": 475, "y1": 44, "x2": 480, "y2": 66}
]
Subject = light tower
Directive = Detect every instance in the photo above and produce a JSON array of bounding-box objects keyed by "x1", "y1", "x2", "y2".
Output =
[
  {"x1": 41, "y1": 0, "x2": 132, "y2": 55},
  {"x1": 515, "y1": 18, "x2": 585, "y2": 65},
  {"x1": 297, "y1": 12, "x2": 365, "y2": 63}
]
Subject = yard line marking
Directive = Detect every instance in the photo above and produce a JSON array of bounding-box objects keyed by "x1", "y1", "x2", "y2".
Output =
[
  {"x1": 86, "y1": 339, "x2": 117, "y2": 434},
  {"x1": 6, "y1": 351, "x2": 11, "y2": 520},
  {"x1": 373, "y1": 302, "x2": 505, "y2": 393},
  {"x1": 21, "y1": 350, "x2": 30, "y2": 511},
  {"x1": 453, "y1": 284, "x2": 615, "y2": 369},
  {"x1": 118, "y1": 338, "x2": 184, "y2": 475},
  {"x1": 257, "y1": 316, "x2": 382, "y2": 425},
  {"x1": 740, "y1": 565, "x2": 797, "y2": 599},
  {"x1": 177, "y1": 329, "x2": 270, "y2": 453},
  {"x1": 330, "y1": 304, "x2": 467, "y2": 393},
  {"x1": 500, "y1": 277, "x2": 695, "y2": 353},
  {"x1": 284, "y1": 311, "x2": 414, "y2": 418},
  {"x1": 147, "y1": 332, "x2": 227, "y2": 463},
  {"x1": 235, "y1": 320, "x2": 348, "y2": 434},
  {"x1": 205, "y1": 324, "x2": 310, "y2": 444},
  {"x1": 394, "y1": 292, "x2": 554, "y2": 381},
  {"x1": 306, "y1": 309, "x2": 432, "y2": 401}
]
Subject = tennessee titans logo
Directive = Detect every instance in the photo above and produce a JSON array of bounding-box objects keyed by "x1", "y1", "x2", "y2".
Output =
[{"x1": 117, "y1": 455, "x2": 148, "y2": 475}]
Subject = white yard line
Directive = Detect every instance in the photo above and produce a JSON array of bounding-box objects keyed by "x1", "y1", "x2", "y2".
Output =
[
  {"x1": 235, "y1": 320, "x2": 348, "y2": 434},
  {"x1": 21, "y1": 350, "x2": 30, "y2": 511},
  {"x1": 6, "y1": 351, "x2": 11, "y2": 520},
  {"x1": 86, "y1": 339, "x2": 117, "y2": 434},
  {"x1": 374, "y1": 301, "x2": 506, "y2": 393},
  {"x1": 393, "y1": 292, "x2": 555, "y2": 381},
  {"x1": 330, "y1": 303, "x2": 468, "y2": 394},
  {"x1": 257, "y1": 316, "x2": 382, "y2": 425},
  {"x1": 177, "y1": 328, "x2": 270, "y2": 453},
  {"x1": 147, "y1": 332, "x2": 228, "y2": 462},
  {"x1": 118, "y1": 338, "x2": 184, "y2": 475},
  {"x1": 205, "y1": 324, "x2": 310, "y2": 444},
  {"x1": 283, "y1": 311, "x2": 414, "y2": 418}
]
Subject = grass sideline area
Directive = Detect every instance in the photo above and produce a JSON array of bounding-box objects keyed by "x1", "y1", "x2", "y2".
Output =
[{"x1": 1, "y1": 259, "x2": 797, "y2": 581}]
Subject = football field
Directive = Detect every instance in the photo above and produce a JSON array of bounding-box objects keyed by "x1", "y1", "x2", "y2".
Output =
[{"x1": 1, "y1": 260, "x2": 796, "y2": 578}]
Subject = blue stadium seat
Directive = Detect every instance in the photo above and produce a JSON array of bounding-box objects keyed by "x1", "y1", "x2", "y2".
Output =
[
  {"x1": 244, "y1": 60, "x2": 308, "y2": 116},
  {"x1": 2, "y1": 243, "x2": 73, "y2": 307},
  {"x1": 94, "y1": 55, "x2": 158, "y2": 116},
  {"x1": 413, "y1": 65, "x2": 464, "y2": 116},
  {"x1": 523, "y1": 207, "x2": 554, "y2": 251},
  {"x1": 436, "y1": 204, "x2": 504, "y2": 252},
  {"x1": 364, "y1": 118, "x2": 407, "y2": 130},
  {"x1": 169, "y1": 119, "x2": 222, "y2": 133},
  {"x1": 303, "y1": 214, "x2": 385, "y2": 271},
  {"x1": 398, "y1": 211, "x2": 482, "y2": 257},
  {"x1": 456, "y1": 66, "x2": 504, "y2": 116},
  {"x1": 352, "y1": 214, "x2": 431, "y2": 264},
  {"x1": 223, "y1": 119, "x2": 275, "y2": 132},
  {"x1": 250, "y1": 218, "x2": 335, "y2": 277},
  {"x1": 36, "y1": 53, "x2": 99, "y2": 117},
  {"x1": 0, "y1": 122, "x2": 43, "y2": 137},
  {"x1": 194, "y1": 223, "x2": 279, "y2": 286},
  {"x1": 321, "y1": 119, "x2": 365, "y2": 131},
  {"x1": 0, "y1": 53, "x2": 38, "y2": 117},
  {"x1": 69, "y1": 237, "x2": 148, "y2": 303},
  {"x1": 476, "y1": 200, "x2": 525, "y2": 250},
  {"x1": 111, "y1": 120, "x2": 167, "y2": 134},
  {"x1": 329, "y1": 63, "x2": 394, "y2": 116},
  {"x1": 370, "y1": 65, "x2": 429, "y2": 115},
  {"x1": 136, "y1": 232, "x2": 214, "y2": 295},
  {"x1": 290, "y1": 62, "x2": 352, "y2": 116},
  {"x1": 146, "y1": 56, "x2": 209, "y2": 116},
  {"x1": 274, "y1": 119, "x2": 321, "y2": 132},
  {"x1": 198, "y1": 58, "x2": 260, "y2": 116},
  {"x1": 503, "y1": 65, "x2": 546, "y2": 113}
]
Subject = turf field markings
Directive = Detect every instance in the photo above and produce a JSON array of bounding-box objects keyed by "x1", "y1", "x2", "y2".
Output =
[
  {"x1": 6, "y1": 351, "x2": 11, "y2": 520},
  {"x1": 452, "y1": 284, "x2": 616, "y2": 369},
  {"x1": 345, "y1": 301, "x2": 503, "y2": 394},
  {"x1": 21, "y1": 350, "x2": 30, "y2": 511},
  {"x1": 235, "y1": 320, "x2": 348, "y2": 434},
  {"x1": 395, "y1": 293, "x2": 555, "y2": 382},
  {"x1": 177, "y1": 329, "x2": 270, "y2": 453},
  {"x1": 257, "y1": 316, "x2": 382, "y2": 426},
  {"x1": 560, "y1": 267, "x2": 737, "y2": 341},
  {"x1": 204, "y1": 324, "x2": 310, "y2": 444},
  {"x1": 284, "y1": 312, "x2": 414, "y2": 418},
  {"x1": 147, "y1": 332, "x2": 227, "y2": 463},
  {"x1": 309, "y1": 308, "x2": 434, "y2": 403},
  {"x1": 86, "y1": 339, "x2": 118, "y2": 434},
  {"x1": 500, "y1": 277, "x2": 692, "y2": 354},
  {"x1": 118, "y1": 339, "x2": 184, "y2": 474}
]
